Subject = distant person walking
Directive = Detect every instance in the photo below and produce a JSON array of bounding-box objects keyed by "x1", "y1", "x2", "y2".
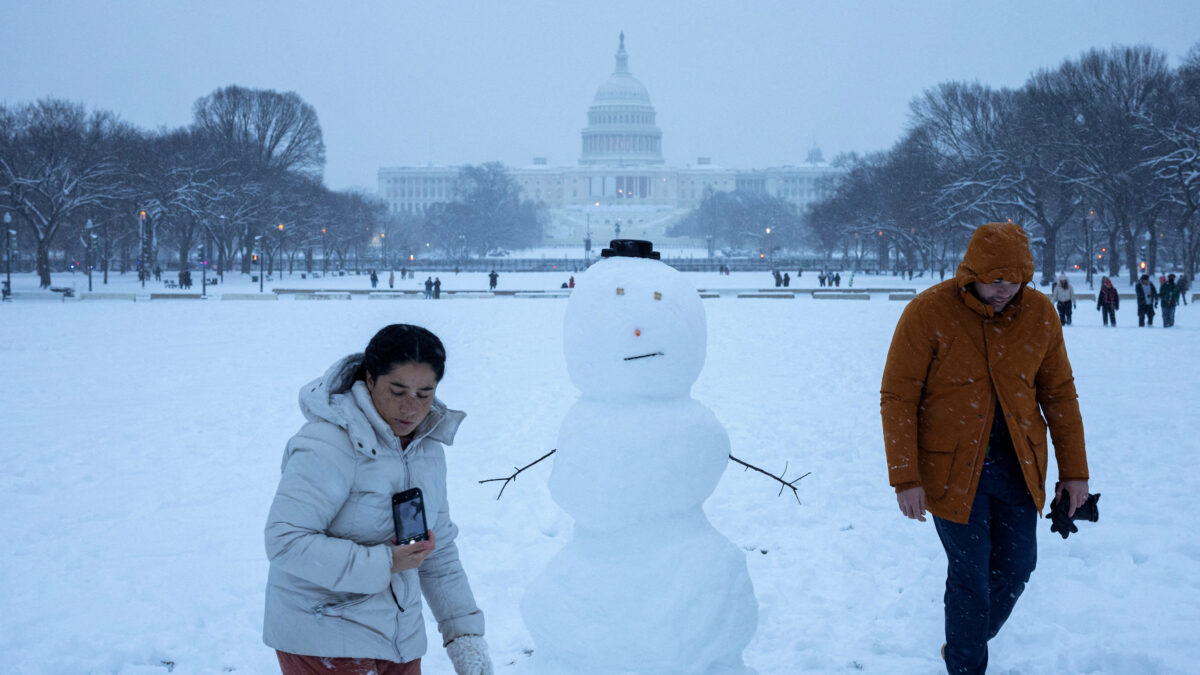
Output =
[
  {"x1": 424, "y1": 276, "x2": 433, "y2": 299},
  {"x1": 1051, "y1": 274, "x2": 1076, "y2": 325},
  {"x1": 568, "y1": 275, "x2": 575, "y2": 289},
  {"x1": 773, "y1": 270, "x2": 783, "y2": 288},
  {"x1": 1159, "y1": 274, "x2": 1180, "y2": 327},
  {"x1": 1177, "y1": 274, "x2": 1189, "y2": 305},
  {"x1": 834, "y1": 272, "x2": 841, "y2": 287},
  {"x1": 388, "y1": 270, "x2": 394, "y2": 289},
  {"x1": 1136, "y1": 274, "x2": 1157, "y2": 327},
  {"x1": 783, "y1": 272, "x2": 790, "y2": 287},
  {"x1": 488, "y1": 270, "x2": 498, "y2": 291},
  {"x1": 370, "y1": 270, "x2": 379, "y2": 289},
  {"x1": 819, "y1": 272, "x2": 827, "y2": 287},
  {"x1": 433, "y1": 277, "x2": 442, "y2": 300},
  {"x1": 1097, "y1": 276, "x2": 1119, "y2": 327}
]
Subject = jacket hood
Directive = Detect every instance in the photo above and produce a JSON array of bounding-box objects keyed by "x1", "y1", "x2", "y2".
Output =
[
  {"x1": 955, "y1": 222, "x2": 1035, "y2": 287},
  {"x1": 298, "y1": 353, "x2": 464, "y2": 450}
]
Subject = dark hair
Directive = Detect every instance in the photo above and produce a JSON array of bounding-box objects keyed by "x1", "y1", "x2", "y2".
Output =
[{"x1": 361, "y1": 324, "x2": 446, "y2": 382}]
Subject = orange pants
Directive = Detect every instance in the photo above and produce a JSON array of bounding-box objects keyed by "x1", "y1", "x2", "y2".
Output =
[{"x1": 276, "y1": 650, "x2": 421, "y2": 675}]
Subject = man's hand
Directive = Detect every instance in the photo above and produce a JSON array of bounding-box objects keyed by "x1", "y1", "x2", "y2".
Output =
[
  {"x1": 391, "y1": 530, "x2": 436, "y2": 573},
  {"x1": 897, "y1": 486, "x2": 927, "y2": 522},
  {"x1": 1054, "y1": 480, "x2": 1089, "y2": 517}
]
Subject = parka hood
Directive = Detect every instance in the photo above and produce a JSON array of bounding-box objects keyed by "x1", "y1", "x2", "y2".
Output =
[
  {"x1": 955, "y1": 222, "x2": 1036, "y2": 287},
  {"x1": 297, "y1": 353, "x2": 464, "y2": 449}
]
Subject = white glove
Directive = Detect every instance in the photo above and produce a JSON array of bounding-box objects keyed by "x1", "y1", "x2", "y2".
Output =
[{"x1": 446, "y1": 634, "x2": 493, "y2": 675}]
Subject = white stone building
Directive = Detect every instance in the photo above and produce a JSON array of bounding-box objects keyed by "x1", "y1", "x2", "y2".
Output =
[{"x1": 378, "y1": 33, "x2": 841, "y2": 248}]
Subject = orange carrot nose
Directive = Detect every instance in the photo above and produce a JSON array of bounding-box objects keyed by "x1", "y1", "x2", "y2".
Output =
[{"x1": 634, "y1": 328, "x2": 641, "y2": 337}]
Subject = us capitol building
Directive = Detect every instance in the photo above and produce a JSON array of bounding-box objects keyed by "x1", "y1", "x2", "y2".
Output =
[{"x1": 378, "y1": 34, "x2": 841, "y2": 249}]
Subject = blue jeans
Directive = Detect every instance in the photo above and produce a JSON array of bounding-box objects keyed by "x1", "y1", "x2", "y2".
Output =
[{"x1": 934, "y1": 452, "x2": 1037, "y2": 674}]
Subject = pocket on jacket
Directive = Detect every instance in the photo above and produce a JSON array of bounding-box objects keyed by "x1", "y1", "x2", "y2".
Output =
[
  {"x1": 1025, "y1": 431, "x2": 1048, "y2": 484},
  {"x1": 314, "y1": 592, "x2": 371, "y2": 618},
  {"x1": 918, "y1": 441, "x2": 958, "y2": 500}
]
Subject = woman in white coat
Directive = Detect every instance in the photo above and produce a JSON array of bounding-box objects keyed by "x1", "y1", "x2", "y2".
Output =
[{"x1": 263, "y1": 324, "x2": 492, "y2": 675}]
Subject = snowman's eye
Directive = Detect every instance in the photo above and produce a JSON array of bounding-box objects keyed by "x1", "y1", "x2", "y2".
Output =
[
  {"x1": 653, "y1": 291, "x2": 662, "y2": 301},
  {"x1": 616, "y1": 287, "x2": 625, "y2": 296}
]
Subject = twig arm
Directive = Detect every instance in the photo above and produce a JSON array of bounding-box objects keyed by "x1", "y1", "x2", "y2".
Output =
[
  {"x1": 479, "y1": 449, "x2": 557, "y2": 500},
  {"x1": 729, "y1": 454, "x2": 810, "y2": 504}
]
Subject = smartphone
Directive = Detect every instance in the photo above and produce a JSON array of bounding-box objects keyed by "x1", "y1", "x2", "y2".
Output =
[{"x1": 392, "y1": 488, "x2": 429, "y2": 546}]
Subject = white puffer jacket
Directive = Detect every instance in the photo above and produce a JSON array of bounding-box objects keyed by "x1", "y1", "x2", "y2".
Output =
[
  {"x1": 1051, "y1": 278, "x2": 1075, "y2": 303},
  {"x1": 263, "y1": 354, "x2": 483, "y2": 662}
]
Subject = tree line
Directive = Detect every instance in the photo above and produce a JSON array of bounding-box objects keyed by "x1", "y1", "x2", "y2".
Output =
[
  {"x1": 809, "y1": 43, "x2": 1200, "y2": 285},
  {"x1": 1, "y1": 86, "x2": 544, "y2": 289}
]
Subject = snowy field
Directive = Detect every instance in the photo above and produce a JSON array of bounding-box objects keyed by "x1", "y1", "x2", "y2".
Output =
[{"x1": 1, "y1": 270, "x2": 1197, "y2": 674}]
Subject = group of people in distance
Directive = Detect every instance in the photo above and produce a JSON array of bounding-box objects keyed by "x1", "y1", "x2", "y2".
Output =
[
  {"x1": 1053, "y1": 272, "x2": 1188, "y2": 328},
  {"x1": 818, "y1": 271, "x2": 841, "y2": 287},
  {"x1": 263, "y1": 222, "x2": 1113, "y2": 675}
]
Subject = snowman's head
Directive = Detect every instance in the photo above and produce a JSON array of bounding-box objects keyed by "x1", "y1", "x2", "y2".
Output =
[{"x1": 563, "y1": 255, "x2": 706, "y2": 398}]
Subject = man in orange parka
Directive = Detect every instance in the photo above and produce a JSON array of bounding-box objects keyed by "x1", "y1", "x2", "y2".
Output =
[{"x1": 881, "y1": 222, "x2": 1090, "y2": 674}]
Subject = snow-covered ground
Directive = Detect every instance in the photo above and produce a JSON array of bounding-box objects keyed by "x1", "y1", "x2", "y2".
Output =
[{"x1": 1, "y1": 270, "x2": 1196, "y2": 674}]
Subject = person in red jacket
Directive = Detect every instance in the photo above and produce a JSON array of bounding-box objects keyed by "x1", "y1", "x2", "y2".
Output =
[
  {"x1": 881, "y1": 222, "x2": 1090, "y2": 674},
  {"x1": 1096, "y1": 276, "x2": 1119, "y2": 327}
]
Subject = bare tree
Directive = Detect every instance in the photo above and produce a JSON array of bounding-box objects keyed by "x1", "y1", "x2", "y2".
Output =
[
  {"x1": 192, "y1": 85, "x2": 325, "y2": 178},
  {"x1": 1044, "y1": 46, "x2": 1174, "y2": 282},
  {"x1": 0, "y1": 99, "x2": 133, "y2": 287}
]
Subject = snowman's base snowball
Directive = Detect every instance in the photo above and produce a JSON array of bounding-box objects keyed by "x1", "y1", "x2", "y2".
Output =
[{"x1": 521, "y1": 512, "x2": 757, "y2": 674}]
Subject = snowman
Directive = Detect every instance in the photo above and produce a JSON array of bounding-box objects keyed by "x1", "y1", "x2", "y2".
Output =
[{"x1": 521, "y1": 240, "x2": 758, "y2": 674}]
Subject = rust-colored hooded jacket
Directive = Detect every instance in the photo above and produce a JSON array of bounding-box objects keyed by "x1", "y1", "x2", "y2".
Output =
[{"x1": 880, "y1": 222, "x2": 1088, "y2": 523}]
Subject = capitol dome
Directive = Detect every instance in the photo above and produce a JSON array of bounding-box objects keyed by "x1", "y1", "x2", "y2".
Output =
[{"x1": 580, "y1": 33, "x2": 663, "y2": 166}]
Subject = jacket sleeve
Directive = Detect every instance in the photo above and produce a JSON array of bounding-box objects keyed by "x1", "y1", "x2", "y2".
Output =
[
  {"x1": 264, "y1": 426, "x2": 393, "y2": 595},
  {"x1": 1034, "y1": 321, "x2": 1089, "y2": 482},
  {"x1": 419, "y1": 454, "x2": 485, "y2": 646},
  {"x1": 880, "y1": 299, "x2": 933, "y2": 492}
]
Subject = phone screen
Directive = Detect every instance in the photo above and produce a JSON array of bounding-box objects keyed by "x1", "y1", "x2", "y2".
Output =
[{"x1": 392, "y1": 490, "x2": 428, "y2": 545}]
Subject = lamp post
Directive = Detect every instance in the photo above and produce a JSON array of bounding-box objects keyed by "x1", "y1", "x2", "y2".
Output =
[
  {"x1": 584, "y1": 213, "x2": 592, "y2": 265},
  {"x1": 277, "y1": 223, "x2": 285, "y2": 278},
  {"x1": 321, "y1": 227, "x2": 328, "y2": 275},
  {"x1": 254, "y1": 235, "x2": 265, "y2": 293},
  {"x1": 200, "y1": 239, "x2": 207, "y2": 297},
  {"x1": 138, "y1": 209, "x2": 147, "y2": 287},
  {"x1": 380, "y1": 231, "x2": 388, "y2": 270},
  {"x1": 216, "y1": 215, "x2": 227, "y2": 285},
  {"x1": 85, "y1": 219, "x2": 95, "y2": 292},
  {"x1": 3, "y1": 212, "x2": 12, "y2": 301}
]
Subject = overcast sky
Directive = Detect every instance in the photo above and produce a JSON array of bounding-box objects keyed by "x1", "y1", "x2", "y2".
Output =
[{"x1": 3, "y1": 1, "x2": 1198, "y2": 193}]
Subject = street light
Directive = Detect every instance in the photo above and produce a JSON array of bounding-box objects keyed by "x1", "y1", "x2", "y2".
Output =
[
  {"x1": 138, "y1": 210, "x2": 148, "y2": 287},
  {"x1": 84, "y1": 219, "x2": 96, "y2": 292},
  {"x1": 254, "y1": 235, "x2": 265, "y2": 293},
  {"x1": 277, "y1": 223, "x2": 285, "y2": 278},
  {"x1": 585, "y1": 213, "x2": 592, "y2": 264},
  {"x1": 321, "y1": 227, "x2": 328, "y2": 275},
  {"x1": 380, "y1": 232, "x2": 387, "y2": 270},
  {"x1": 3, "y1": 212, "x2": 12, "y2": 301},
  {"x1": 200, "y1": 239, "x2": 207, "y2": 297}
]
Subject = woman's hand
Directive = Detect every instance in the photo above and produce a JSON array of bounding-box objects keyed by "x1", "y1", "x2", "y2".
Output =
[{"x1": 390, "y1": 530, "x2": 436, "y2": 573}]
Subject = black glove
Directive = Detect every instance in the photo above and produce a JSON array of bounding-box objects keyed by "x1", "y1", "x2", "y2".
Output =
[{"x1": 1049, "y1": 491, "x2": 1101, "y2": 539}]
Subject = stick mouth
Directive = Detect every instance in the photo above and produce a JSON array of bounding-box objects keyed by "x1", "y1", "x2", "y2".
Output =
[{"x1": 623, "y1": 351, "x2": 664, "y2": 361}]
